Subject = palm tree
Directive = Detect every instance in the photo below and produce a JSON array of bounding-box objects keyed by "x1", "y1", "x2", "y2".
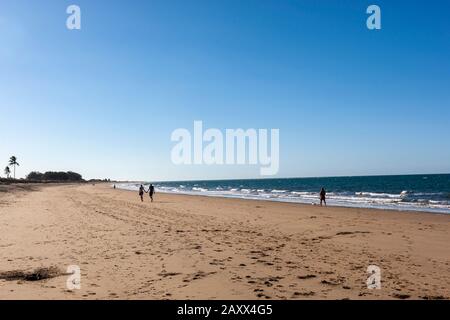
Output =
[
  {"x1": 8, "y1": 156, "x2": 19, "y2": 179},
  {"x1": 4, "y1": 166, "x2": 11, "y2": 179}
]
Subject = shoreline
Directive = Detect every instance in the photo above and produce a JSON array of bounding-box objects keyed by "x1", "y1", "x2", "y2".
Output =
[
  {"x1": 114, "y1": 174, "x2": 450, "y2": 215},
  {"x1": 116, "y1": 186, "x2": 450, "y2": 216},
  {"x1": 3, "y1": 182, "x2": 447, "y2": 217}
]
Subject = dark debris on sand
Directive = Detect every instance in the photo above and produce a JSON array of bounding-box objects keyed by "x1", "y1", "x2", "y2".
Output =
[{"x1": 0, "y1": 267, "x2": 64, "y2": 282}]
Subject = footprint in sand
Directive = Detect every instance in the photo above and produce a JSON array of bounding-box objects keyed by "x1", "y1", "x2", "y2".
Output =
[
  {"x1": 392, "y1": 293, "x2": 411, "y2": 299},
  {"x1": 293, "y1": 291, "x2": 315, "y2": 297},
  {"x1": 183, "y1": 271, "x2": 216, "y2": 283},
  {"x1": 298, "y1": 274, "x2": 316, "y2": 280}
]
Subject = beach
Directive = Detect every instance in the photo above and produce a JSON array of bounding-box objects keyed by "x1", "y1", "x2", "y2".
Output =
[{"x1": 0, "y1": 183, "x2": 449, "y2": 300}]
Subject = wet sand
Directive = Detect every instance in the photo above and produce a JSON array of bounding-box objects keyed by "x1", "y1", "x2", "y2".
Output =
[{"x1": 0, "y1": 183, "x2": 449, "y2": 300}]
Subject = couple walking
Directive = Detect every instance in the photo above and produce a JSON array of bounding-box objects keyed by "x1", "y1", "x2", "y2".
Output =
[{"x1": 139, "y1": 184, "x2": 155, "y2": 202}]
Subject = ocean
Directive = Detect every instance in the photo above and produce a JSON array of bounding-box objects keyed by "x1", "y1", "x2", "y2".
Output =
[{"x1": 117, "y1": 174, "x2": 450, "y2": 214}]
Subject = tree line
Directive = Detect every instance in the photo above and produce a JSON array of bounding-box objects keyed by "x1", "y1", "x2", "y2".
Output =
[
  {"x1": 4, "y1": 156, "x2": 19, "y2": 179},
  {"x1": 26, "y1": 171, "x2": 84, "y2": 182},
  {"x1": 2, "y1": 155, "x2": 84, "y2": 182}
]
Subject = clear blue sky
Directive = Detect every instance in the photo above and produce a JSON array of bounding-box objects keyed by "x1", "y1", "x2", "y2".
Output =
[{"x1": 1, "y1": 0, "x2": 449, "y2": 181}]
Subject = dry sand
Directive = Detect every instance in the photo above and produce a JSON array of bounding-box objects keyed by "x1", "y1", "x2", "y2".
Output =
[{"x1": 0, "y1": 183, "x2": 449, "y2": 300}]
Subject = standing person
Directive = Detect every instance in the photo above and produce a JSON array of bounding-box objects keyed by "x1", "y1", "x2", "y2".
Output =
[
  {"x1": 139, "y1": 184, "x2": 145, "y2": 202},
  {"x1": 148, "y1": 184, "x2": 155, "y2": 202},
  {"x1": 320, "y1": 187, "x2": 327, "y2": 206}
]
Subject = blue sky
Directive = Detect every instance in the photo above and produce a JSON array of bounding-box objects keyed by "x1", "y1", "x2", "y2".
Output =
[{"x1": 1, "y1": 0, "x2": 449, "y2": 181}]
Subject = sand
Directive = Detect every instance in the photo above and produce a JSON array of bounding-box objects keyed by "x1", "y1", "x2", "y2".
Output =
[{"x1": 0, "y1": 183, "x2": 449, "y2": 300}]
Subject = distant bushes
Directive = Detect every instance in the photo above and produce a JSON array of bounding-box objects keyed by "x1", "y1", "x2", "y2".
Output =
[
  {"x1": 88, "y1": 178, "x2": 111, "y2": 182},
  {"x1": 26, "y1": 171, "x2": 84, "y2": 182}
]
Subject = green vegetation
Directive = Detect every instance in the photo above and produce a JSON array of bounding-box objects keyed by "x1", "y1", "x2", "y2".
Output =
[
  {"x1": 1, "y1": 155, "x2": 85, "y2": 183},
  {"x1": 8, "y1": 156, "x2": 19, "y2": 179},
  {"x1": 0, "y1": 156, "x2": 115, "y2": 184},
  {"x1": 26, "y1": 171, "x2": 84, "y2": 182},
  {"x1": 4, "y1": 166, "x2": 11, "y2": 178}
]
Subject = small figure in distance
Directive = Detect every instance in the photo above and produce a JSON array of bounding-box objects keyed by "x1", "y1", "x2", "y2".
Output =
[
  {"x1": 139, "y1": 184, "x2": 145, "y2": 202},
  {"x1": 320, "y1": 187, "x2": 327, "y2": 206},
  {"x1": 148, "y1": 184, "x2": 155, "y2": 202}
]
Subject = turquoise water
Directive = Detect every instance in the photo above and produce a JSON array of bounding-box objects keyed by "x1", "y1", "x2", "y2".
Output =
[{"x1": 118, "y1": 174, "x2": 450, "y2": 214}]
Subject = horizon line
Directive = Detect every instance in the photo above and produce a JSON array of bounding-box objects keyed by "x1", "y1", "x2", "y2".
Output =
[{"x1": 119, "y1": 172, "x2": 450, "y2": 184}]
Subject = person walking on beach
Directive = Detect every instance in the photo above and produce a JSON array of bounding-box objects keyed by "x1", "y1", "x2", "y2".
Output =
[
  {"x1": 139, "y1": 184, "x2": 145, "y2": 202},
  {"x1": 148, "y1": 184, "x2": 155, "y2": 202},
  {"x1": 320, "y1": 187, "x2": 327, "y2": 206}
]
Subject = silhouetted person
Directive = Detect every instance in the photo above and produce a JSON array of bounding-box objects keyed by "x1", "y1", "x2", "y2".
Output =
[
  {"x1": 139, "y1": 185, "x2": 145, "y2": 202},
  {"x1": 148, "y1": 184, "x2": 155, "y2": 202},
  {"x1": 320, "y1": 187, "x2": 327, "y2": 206}
]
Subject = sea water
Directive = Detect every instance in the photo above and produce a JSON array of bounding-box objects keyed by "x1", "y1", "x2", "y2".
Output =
[{"x1": 117, "y1": 174, "x2": 450, "y2": 214}]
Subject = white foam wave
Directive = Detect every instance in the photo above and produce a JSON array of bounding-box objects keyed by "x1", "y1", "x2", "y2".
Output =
[{"x1": 115, "y1": 184, "x2": 450, "y2": 214}]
